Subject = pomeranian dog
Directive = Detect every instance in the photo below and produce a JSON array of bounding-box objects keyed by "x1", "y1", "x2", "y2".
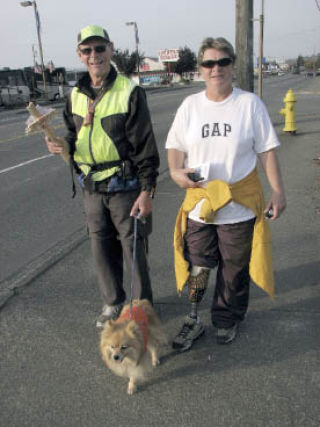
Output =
[{"x1": 100, "y1": 299, "x2": 167, "y2": 394}]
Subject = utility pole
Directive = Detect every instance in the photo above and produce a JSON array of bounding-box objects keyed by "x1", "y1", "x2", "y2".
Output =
[
  {"x1": 256, "y1": 0, "x2": 264, "y2": 98},
  {"x1": 235, "y1": 0, "x2": 254, "y2": 92}
]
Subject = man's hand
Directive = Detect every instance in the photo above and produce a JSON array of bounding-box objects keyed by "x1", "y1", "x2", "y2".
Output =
[
  {"x1": 45, "y1": 135, "x2": 67, "y2": 155},
  {"x1": 130, "y1": 191, "x2": 152, "y2": 218}
]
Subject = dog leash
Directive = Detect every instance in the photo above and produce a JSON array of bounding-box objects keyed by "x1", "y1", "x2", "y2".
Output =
[{"x1": 129, "y1": 213, "x2": 146, "y2": 318}]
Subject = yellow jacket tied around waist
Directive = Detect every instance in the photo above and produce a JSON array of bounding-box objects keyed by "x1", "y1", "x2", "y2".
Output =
[{"x1": 173, "y1": 168, "x2": 274, "y2": 298}]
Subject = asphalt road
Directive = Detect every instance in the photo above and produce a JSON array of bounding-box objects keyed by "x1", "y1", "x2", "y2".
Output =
[{"x1": 0, "y1": 74, "x2": 319, "y2": 427}]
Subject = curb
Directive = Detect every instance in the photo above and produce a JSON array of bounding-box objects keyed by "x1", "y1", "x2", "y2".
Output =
[
  {"x1": 0, "y1": 228, "x2": 87, "y2": 309},
  {"x1": 0, "y1": 169, "x2": 170, "y2": 309}
]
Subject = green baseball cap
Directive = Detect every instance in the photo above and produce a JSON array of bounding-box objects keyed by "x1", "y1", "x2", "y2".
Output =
[{"x1": 77, "y1": 25, "x2": 110, "y2": 45}]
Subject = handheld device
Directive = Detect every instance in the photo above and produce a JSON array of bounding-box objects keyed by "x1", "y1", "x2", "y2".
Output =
[
  {"x1": 265, "y1": 209, "x2": 273, "y2": 219},
  {"x1": 187, "y1": 172, "x2": 204, "y2": 182}
]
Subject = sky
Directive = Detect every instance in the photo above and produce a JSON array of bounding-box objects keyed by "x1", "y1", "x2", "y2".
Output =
[{"x1": 2, "y1": 0, "x2": 320, "y2": 70}]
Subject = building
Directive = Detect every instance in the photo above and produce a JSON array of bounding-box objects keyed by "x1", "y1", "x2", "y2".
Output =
[{"x1": 140, "y1": 57, "x2": 165, "y2": 72}]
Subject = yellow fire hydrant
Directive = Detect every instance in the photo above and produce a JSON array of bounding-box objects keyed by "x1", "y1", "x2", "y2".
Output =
[{"x1": 280, "y1": 88, "x2": 297, "y2": 134}]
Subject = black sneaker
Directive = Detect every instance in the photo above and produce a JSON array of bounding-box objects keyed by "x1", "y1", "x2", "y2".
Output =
[
  {"x1": 216, "y1": 323, "x2": 239, "y2": 344},
  {"x1": 172, "y1": 315, "x2": 205, "y2": 352},
  {"x1": 96, "y1": 304, "x2": 123, "y2": 329}
]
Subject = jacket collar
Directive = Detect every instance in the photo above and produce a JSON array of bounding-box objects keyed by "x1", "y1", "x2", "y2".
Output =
[{"x1": 76, "y1": 65, "x2": 117, "y2": 99}]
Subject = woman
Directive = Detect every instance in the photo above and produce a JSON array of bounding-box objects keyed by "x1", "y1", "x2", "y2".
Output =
[{"x1": 166, "y1": 37, "x2": 286, "y2": 352}]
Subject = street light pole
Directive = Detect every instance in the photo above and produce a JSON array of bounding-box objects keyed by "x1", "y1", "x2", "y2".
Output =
[
  {"x1": 20, "y1": 1, "x2": 47, "y2": 94},
  {"x1": 251, "y1": 0, "x2": 264, "y2": 98},
  {"x1": 126, "y1": 21, "x2": 140, "y2": 85}
]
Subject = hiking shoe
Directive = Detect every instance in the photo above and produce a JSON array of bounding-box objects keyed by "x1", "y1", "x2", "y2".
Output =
[
  {"x1": 216, "y1": 323, "x2": 239, "y2": 344},
  {"x1": 96, "y1": 304, "x2": 123, "y2": 329},
  {"x1": 172, "y1": 315, "x2": 205, "y2": 352}
]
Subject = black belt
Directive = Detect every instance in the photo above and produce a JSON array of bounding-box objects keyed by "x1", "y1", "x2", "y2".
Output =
[{"x1": 89, "y1": 160, "x2": 124, "y2": 172}]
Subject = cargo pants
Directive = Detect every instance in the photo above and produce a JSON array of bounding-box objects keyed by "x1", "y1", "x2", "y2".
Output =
[{"x1": 83, "y1": 188, "x2": 153, "y2": 307}]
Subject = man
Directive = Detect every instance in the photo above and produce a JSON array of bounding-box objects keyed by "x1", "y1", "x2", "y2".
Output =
[{"x1": 45, "y1": 25, "x2": 159, "y2": 328}]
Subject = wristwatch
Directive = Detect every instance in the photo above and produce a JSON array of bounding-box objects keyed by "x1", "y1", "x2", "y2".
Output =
[{"x1": 142, "y1": 186, "x2": 156, "y2": 199}]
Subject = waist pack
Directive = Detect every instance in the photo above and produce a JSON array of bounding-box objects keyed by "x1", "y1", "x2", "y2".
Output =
[
  {"x1": 80, "y1": 159, "x2": 139, "y2": 194},
  {"x1": 81, "y1": 173, "x2": 140, "y2": 194}
]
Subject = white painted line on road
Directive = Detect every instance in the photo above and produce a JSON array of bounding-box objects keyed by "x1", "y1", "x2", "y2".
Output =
[{"x1": 0, "y1": 154, "x2": 53, "y2": 175}]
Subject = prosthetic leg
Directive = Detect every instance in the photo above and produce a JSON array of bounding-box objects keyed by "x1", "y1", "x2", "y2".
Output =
[
  {"x1": 188, "y1": 266, "x2": 210, "y2": 318},
  {"x1": 172, "y1": 266, "x2": 210, "y2": 352}
]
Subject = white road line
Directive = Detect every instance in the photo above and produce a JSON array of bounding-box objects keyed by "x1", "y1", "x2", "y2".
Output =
[{"x1": 0, "y1": 154, "x2": 53, "y2": 174}]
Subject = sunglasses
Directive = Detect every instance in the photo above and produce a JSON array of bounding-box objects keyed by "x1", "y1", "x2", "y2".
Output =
[
  {"x1": 79, "y1": 45, "x2": 107, "y2": 55},
  {"x1": 200, "y1": 58, "x2": 233, "y2": 68}
]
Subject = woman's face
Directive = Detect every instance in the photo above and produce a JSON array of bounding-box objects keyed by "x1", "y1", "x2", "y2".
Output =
[{"x1": 200, "y1": 48, "x2": 233, "y2": 93}]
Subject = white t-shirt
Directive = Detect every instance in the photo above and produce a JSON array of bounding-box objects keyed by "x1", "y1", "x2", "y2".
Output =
[{"x1": 165, "y1": 87, "x2": 280, "y2": 224}]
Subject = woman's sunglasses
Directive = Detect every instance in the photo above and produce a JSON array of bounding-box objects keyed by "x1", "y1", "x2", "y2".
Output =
[
  {"x1": 200, "y1": 58, "x2": 233, "y2": 68},
  {"x1": 79, "y1": 45, "x2": 107, "y2": 56}
]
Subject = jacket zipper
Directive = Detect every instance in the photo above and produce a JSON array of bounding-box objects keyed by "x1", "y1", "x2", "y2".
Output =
[{"x1": 88, "y1": 116, "x2": 96, "y2": 169}]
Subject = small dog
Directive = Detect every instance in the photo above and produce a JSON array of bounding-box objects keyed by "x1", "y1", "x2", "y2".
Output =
[{"x1": 100, "y1": 299, "x2": 167, "y2": 394}]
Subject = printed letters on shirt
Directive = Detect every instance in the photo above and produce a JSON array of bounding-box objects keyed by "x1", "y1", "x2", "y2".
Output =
[{"x1": 202, "y1": 123, "x2": 232, "y2": 138}]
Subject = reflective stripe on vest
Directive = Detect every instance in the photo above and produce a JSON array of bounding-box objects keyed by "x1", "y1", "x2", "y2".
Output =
[{"x1": 71, "y1": 74, "x2": 136, "y2": 181}]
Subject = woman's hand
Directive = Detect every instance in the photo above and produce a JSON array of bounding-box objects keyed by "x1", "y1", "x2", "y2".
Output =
[
  {"x1": 264, "y1": 190, "x2": 286, "y2": 220},
  {"x1": 170, "y1": 168, "x2": 201, "y2": 189},
  {"x1": 259, "y1": 149, "x2": 286, "y2": 220},
  {"x1": 168, "y1": 149, "x2": 201, "y2": 189}
]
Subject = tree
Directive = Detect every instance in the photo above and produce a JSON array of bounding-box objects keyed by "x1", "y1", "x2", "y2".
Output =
[
  {"x1": 112, "y1": 49, "x2": 143, "y2": 76},
  {"x1": 175, "y1": 46, "x2": 197, "y2": 77},
  {"x1": 163, "y1": 61, "x2": 176, "y2": 73},
  {"x1": 304, "y1": 55, "x2": 320, "y2": 71},
  {"x1": 296, "y1": 55, "x2": 305, "y2": 67}
]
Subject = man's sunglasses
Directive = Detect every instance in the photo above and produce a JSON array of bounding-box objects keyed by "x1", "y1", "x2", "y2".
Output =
[
  {"x1": 200, "y1": 58, "x2": 233, "y2": 68},
  {"x1": 79, "y1": 45, "x2": 107, "y2": 55}
]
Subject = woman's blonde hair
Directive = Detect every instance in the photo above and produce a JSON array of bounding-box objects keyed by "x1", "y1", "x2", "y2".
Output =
[{"x1": 197, "y1": 37, "x2": 236, "y2": 65}]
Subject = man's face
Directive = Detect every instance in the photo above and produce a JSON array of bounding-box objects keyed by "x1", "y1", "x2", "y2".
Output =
[{"x1": 78, "y1": 39, "x2": 113, "y2": 80}]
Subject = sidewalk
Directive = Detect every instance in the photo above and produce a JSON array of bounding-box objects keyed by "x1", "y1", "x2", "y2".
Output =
[{"x1": 1, "y1": 78, "x2": 319, "y2": 427}]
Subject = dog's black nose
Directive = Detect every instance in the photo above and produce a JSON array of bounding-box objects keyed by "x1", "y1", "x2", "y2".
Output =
[{"x1": 113, "y1": 354, "x2": 120, "y2": 361}]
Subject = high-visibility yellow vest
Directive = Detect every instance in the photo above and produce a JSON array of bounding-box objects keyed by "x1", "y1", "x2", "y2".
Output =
[{"x1": 71, "y1": 74, "x2": 136, "y2": 181}]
